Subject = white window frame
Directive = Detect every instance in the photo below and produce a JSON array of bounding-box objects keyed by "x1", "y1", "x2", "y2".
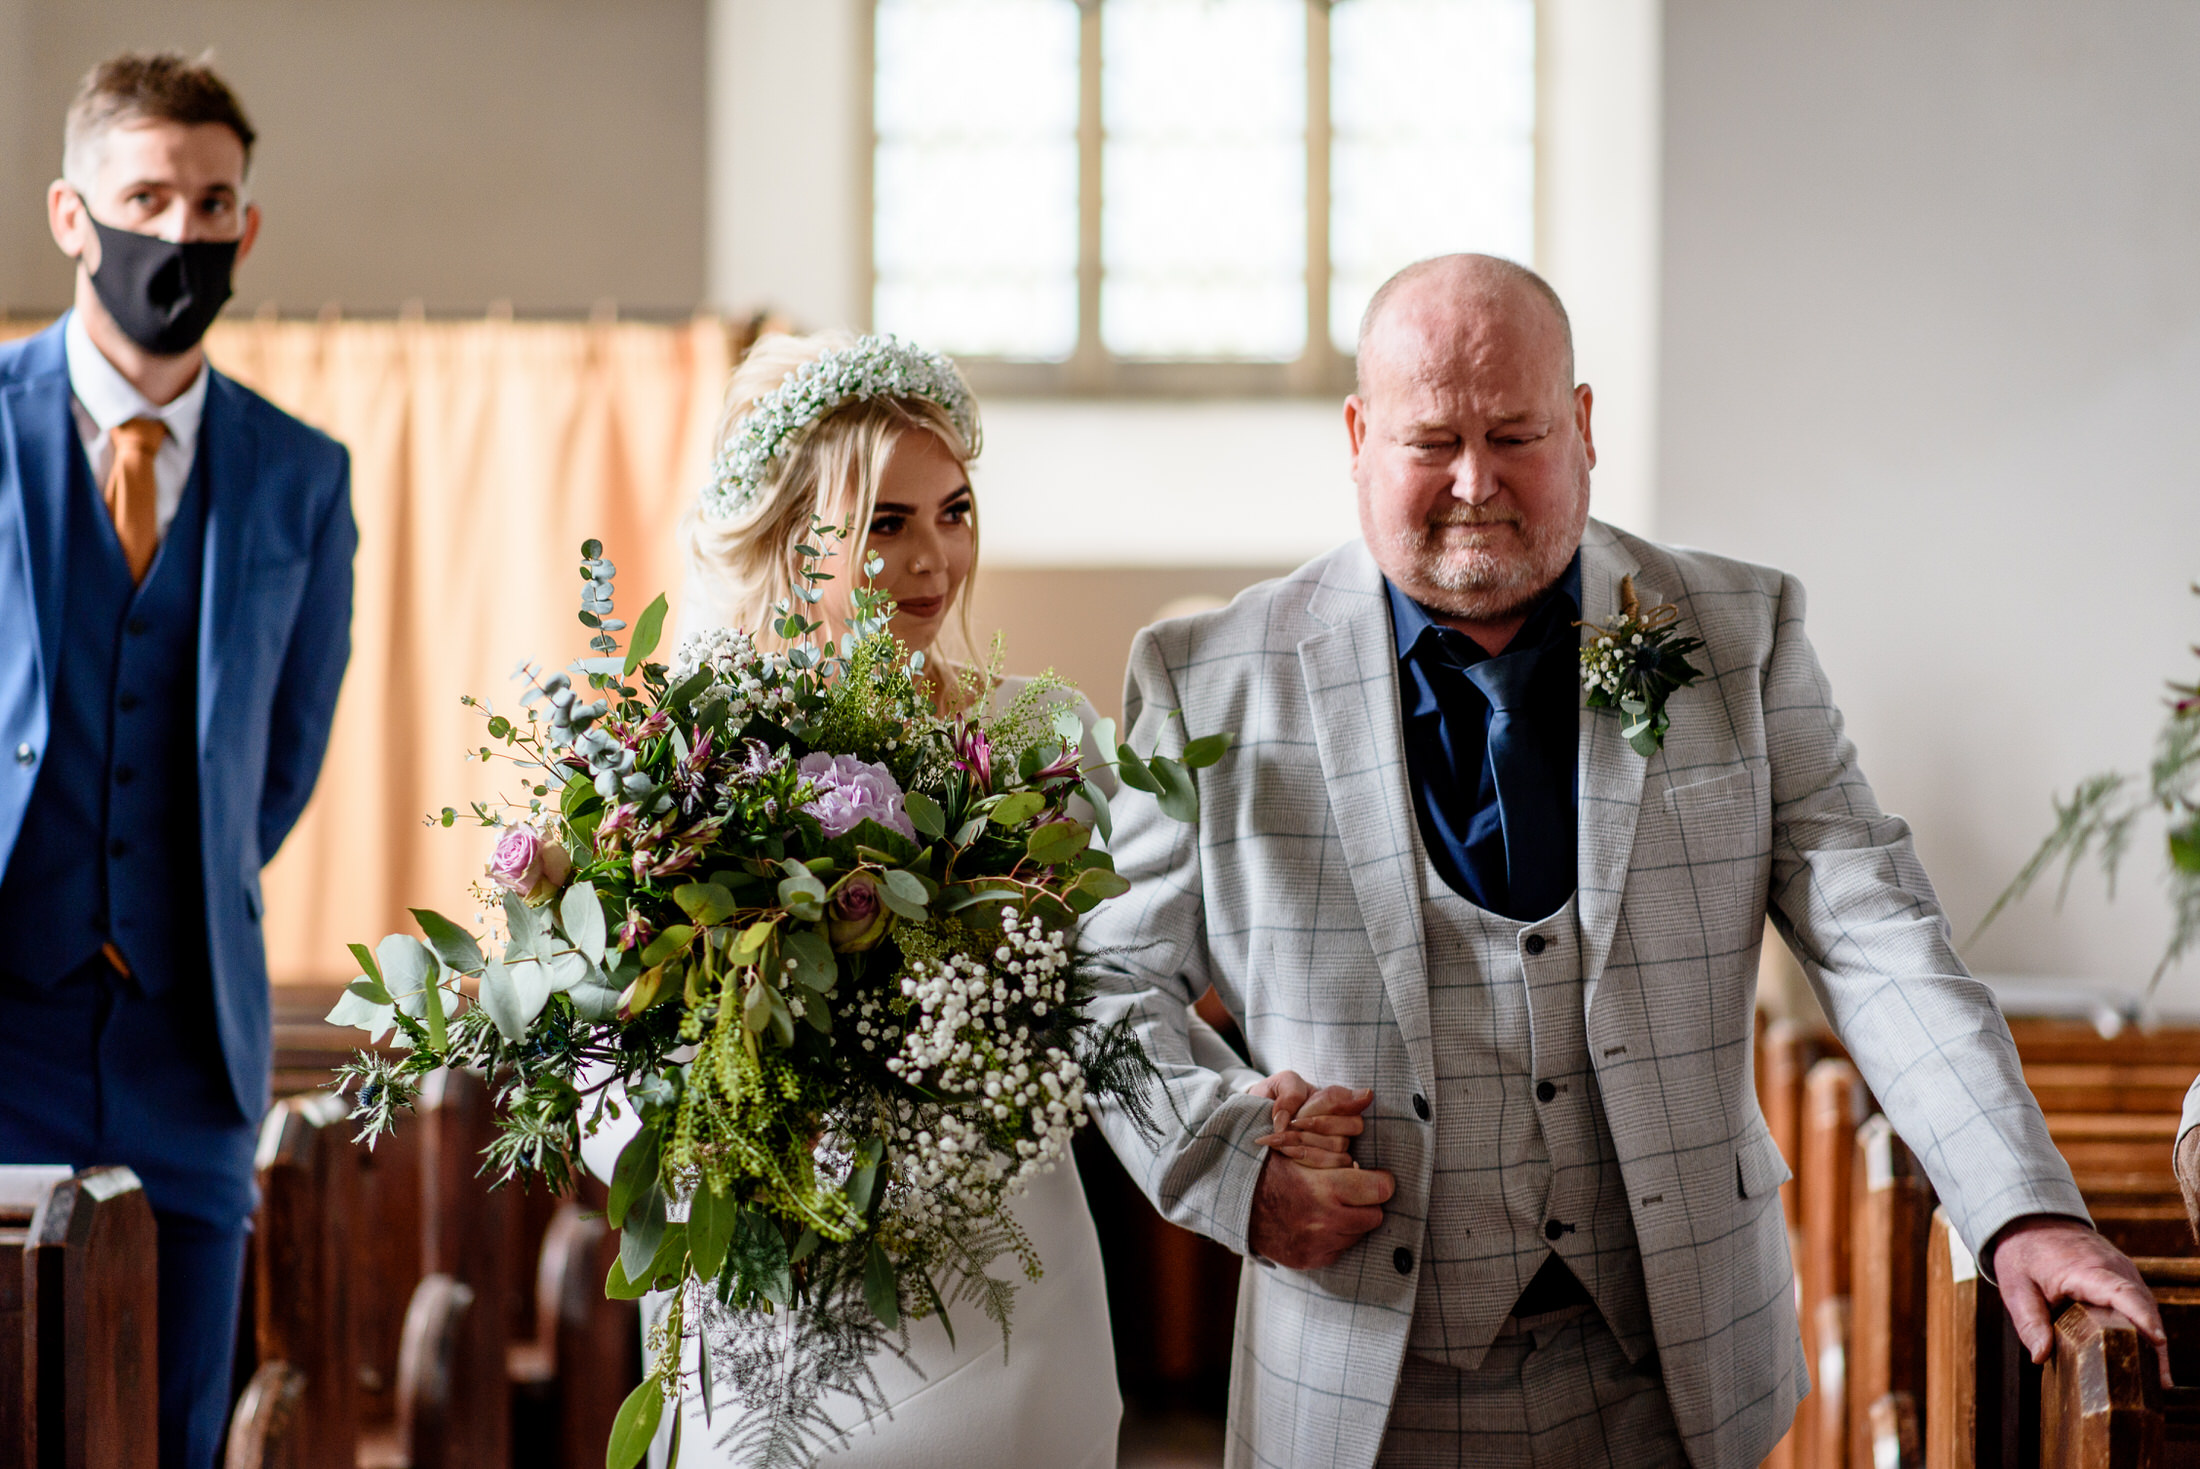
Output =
[{"x1": 862, "y1": 0, "x2": 1541, "y2": 398}]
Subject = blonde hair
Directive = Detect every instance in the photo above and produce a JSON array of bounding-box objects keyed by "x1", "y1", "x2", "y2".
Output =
[{"x1": 679, "y1": 330, "x2": 984, "y2": 675}]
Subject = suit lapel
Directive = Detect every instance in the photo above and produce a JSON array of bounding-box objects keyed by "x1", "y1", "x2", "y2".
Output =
[
  {"x1": 2, "y1": 336, "x2": 76, "y2": 695},
  {"x1": 1300, "y1": 543, "x2": 1436, "y2": 1095},
  {"x1": 1575, "y1": 520, "x2": 1648, "y2": 1010},
  {"x1": 196, "y1": 373, "x2": 259, "y2": 749}
]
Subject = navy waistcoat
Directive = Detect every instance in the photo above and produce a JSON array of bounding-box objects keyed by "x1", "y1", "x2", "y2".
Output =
[{"x1": 0, "y1": 437, "x2": 208, "y2": 995}]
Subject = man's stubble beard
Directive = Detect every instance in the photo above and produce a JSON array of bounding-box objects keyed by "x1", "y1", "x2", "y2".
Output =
[{"x1": 1387, "y1": 495, "x2": 1587, "y2": 622}]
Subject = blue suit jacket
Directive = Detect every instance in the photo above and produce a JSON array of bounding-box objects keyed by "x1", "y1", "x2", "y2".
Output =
[{"x1": 0, "y1": 317, "x2": 356, "y2": 1121}]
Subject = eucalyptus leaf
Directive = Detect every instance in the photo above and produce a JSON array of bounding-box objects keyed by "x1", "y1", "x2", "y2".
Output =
[
  {"x1": 1089, "y1": 716, "x2": 1117, "y2": 757},
  {"x1": 544, "y1": 949, "x2": 592, "y2": 994},
  {"x1": 346, "y1": 942, "x2": 388, "y2": 1000},
  {"x1": 503, "y1": 891, "x2": 547, "y2": 961},
  {"x1": 640, "y1": 925, "x2": 695, "y2": 968},
  {"x1": 781, "y1": 928, "x2": 837, "y2": 991},
  {"x1": 1151, "y1": 755, "x2": 1199, "y2": 823},
  {"x1": 618, "y1": 1182, "x2": 668, "y2": 1281},
  {"x1": 1027, "y1": 821, "x2": 1090, "y2": 866},
  {"x1": 687, "y1": 1180, "x2": 735, "y2": 1284},
  {"x1": 1181, "y1": 732, "x2": 1235, "y2": 769},
  {"x1": 675, "y1": 881, "x2": 741, "y2": 926},
  {"x1": 1080, "y1": 779, "x2": 1114, "y2": 845},
  {"x1": 879, "y1": 868, "x2": 930, "y2": 916},
  {"x1": 560, "y1": 880, "x2": 607, "y2": 964},
  {"x1": 1051, "y1": 703, "x2": 1086, "y2": 743},
  {"x1": 479, "y1": 956, "x2": 529, "y2": 1042},
  {"x1": 607, "y1": 1127, "x2": 661, "y2": 1229},
  {"x1": 325, "y1": 988, "x2": 395, "y2": 1040},
  {"x1": 989, "y1": 791, "x2": 1045, "y2": 827},
  {"x1": 1114, "y1": 746, "x2": 1163, "y2": 795},
  {"x1": 622, "y1": 592, "x2": 670, "y2": 675},
  {"x1": 410, "y1": 908, "x2": 485, "y2": 975},
  {"x1": 606, "y1": 1380, "x2": 664, "y2": 1469},
  {"x1": 905, "y1": 788, "x2": 947, "y2": 839}
]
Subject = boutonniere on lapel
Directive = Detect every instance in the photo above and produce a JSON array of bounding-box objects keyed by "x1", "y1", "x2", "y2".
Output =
[{"x1": 1578, "y1": 575, "x2": 1707, "y2": 757}]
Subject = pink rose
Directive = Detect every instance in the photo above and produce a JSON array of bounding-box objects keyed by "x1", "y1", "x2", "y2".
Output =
[
  {"x1": 489, "y1": 825, "x2": 572, "y2": 901},
  {"x1": 827, "y1": 872, "x2": 890, "y2": 952}
]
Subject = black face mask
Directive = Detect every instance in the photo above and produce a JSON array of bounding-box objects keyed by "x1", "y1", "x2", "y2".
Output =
[{"x1": 78, "y1": 203, "x2": 238, "y2": 356}]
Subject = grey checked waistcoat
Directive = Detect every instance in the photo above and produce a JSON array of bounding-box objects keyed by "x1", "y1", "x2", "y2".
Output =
[{"x1": 1406, "y1": 870, "x2": 1654, "y2": 1370}]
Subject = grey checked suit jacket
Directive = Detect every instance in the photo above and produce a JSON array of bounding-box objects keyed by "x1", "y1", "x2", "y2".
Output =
[{"x1": 1082, "y1": 521, "x2": 2087, "y2": 1469}]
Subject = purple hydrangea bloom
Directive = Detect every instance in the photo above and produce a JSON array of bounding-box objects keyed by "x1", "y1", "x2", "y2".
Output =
[{"x1": 797, "y1": 752, "x2": 917, "y2": 840}]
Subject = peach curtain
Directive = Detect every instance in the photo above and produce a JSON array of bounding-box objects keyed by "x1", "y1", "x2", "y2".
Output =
[{"x1": 193, "y1": 317, "x2": 737, "y2": 981}]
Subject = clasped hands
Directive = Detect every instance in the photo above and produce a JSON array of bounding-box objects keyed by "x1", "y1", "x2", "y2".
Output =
[{"x1": 1243, "y1": 1069, "x2": 1395, "y2": 1270}]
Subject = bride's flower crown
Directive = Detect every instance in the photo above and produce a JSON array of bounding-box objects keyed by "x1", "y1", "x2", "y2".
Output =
[{"x1": 700, "y1": 332, "x2": 980, "y2": 522}]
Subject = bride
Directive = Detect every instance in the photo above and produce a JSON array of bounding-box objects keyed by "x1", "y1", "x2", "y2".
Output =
[{"x1": 583, "y1": 328, "x2": 1138, "y2": 1467}]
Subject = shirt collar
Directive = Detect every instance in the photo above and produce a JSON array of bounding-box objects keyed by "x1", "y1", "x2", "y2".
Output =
[
  {"x1": 1386, "y1": 551, "x2": 1584, "y2": 664},
  {"x1": 64, "y1": 308, "x2": 208, "y2": 461}
]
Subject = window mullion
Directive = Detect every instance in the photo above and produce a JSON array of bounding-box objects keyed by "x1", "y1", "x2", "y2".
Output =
[
  {"x1": 1294, "y1": 0, "x2": 1336, "y2": 393},
  {"x1": 1071, "y1": 0, "x2": 1109, "y2": 390}
]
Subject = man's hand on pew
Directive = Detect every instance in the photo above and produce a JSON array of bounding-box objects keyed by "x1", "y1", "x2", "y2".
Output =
[{"x1": 1991, "y1": 1214, "x2": 2172, "y2": 1387}]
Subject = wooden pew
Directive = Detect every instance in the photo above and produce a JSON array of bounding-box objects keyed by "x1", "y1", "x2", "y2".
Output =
[
  {"x1": 508, "y1": 1191, "x2": 641, "y2": 1469},
  {"x1": 2032, "y1": 1257, "x2": 2200, "y2": 1467},
  {"x1": 227, "y1": 1092, "x2": 360, "y2": 1469},
  {"x1": 356, "y1": 1067, "x2": 513, "y2": 1469},
  {"x1": 1799, "y1": 1058, "x2": 1869, "y2": 1469},
  {"x1": 0, "y1": 1165, "x2": 159, "y2": 1469},
  {"x1": 1851, "y1": 1114, "x2": 1937, "y2": 1469},
  {"x1": 1762, "y1": 1019, "x2": 1847, "y2": 1231}
]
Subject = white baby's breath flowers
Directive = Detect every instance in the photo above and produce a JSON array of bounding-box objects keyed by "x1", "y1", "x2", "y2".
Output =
[{"x1": 879, "y1": 909, "x2": 1086, "y2": 1229}]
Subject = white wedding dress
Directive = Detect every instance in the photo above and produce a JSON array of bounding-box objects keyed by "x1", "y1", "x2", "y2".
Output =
[{"x1": 579, "y1": 675, "x2": 1122, "y2": 1468}]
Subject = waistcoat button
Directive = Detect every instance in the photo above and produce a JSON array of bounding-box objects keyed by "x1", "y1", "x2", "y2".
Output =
[
  {"x1": 1544, "y1": 1219, "x2": 1566, "y2": 1242},
  {"x1": 12, "y1": 743, "x2": 31, "y2": 766},
  {"x1": 1393, "y1": 1247, "x2": 1414, "y2": 1275},
  {"x1": 1412, "y1": 1093, "x2": 1430, "y2": 1120},
  {"x1": 1524, "y1": 934, "x2": 1547, "y2": 956},
  {"x1": 1536, "y1": 1080, "x2": 1557, "y2": 1103},
  {"x1": 114, "y1": 765, "x2": 135, "y2": 786},
  {"x1": 108, "y1": 838, "x2": 128, "y2": 858},
  {"x1": 117, "y1": 692, "x2": 140, "y2": 712}
]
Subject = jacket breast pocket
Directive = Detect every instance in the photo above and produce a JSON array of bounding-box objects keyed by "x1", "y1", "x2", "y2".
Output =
[{"x1": 1658, "y1": 766, "x2": 1770, "y2": 944}]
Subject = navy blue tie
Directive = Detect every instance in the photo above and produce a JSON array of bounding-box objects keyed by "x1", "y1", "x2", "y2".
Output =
[{"x1": 1465, "y1": 649, "x2": 1576, "y2": 921}]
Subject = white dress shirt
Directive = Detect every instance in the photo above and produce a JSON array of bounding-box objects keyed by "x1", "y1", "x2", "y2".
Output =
[{"x1": 63, "y1": 310, "x2": 208, "y2": 542}]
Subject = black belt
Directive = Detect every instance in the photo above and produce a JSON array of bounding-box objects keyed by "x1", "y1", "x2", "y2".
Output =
[{"x1": 1511, "y1": 1252, "x2": 1593, "y2": 1316}]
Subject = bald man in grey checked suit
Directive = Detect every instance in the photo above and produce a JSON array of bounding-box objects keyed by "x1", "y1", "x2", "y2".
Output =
[{"x1": 1081, "y1": 254, "x2": 2167, "y2": 1468}]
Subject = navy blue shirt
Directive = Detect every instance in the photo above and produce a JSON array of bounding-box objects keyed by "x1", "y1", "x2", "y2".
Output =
[{"x1": 1388, "y1": 554, "x2": 1582, "y2": 921}]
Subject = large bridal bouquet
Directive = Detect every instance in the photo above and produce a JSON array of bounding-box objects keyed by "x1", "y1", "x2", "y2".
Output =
[{"x1": 326, "y1": 534, "x2": 1227, "y2": 1467}]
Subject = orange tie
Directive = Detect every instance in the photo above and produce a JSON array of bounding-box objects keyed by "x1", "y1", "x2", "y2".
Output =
[{"x1": 104, "y1": 417, "x2": 165, "y2": 585}]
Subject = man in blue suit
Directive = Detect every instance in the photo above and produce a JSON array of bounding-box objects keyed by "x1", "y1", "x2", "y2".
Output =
[{"x1": 0, "y1": 53, "x2": 354, "y2": 1469}]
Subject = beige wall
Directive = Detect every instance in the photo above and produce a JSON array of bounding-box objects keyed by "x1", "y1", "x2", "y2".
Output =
[
  {"x1": 0, "y1": 0, "x2": 707, "y2": 315},
  {"x1": 1657, "y1": 0, "x2": 2200, "y2": 1006}
]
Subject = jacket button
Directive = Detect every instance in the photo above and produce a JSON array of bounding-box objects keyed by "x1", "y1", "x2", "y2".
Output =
[
  {"x1": 1393, "y1": 1247, "x2": 1414, "y2": 1275},
  {"x1": 114, "y1": 765, "x2": 135, "y2": 786},
  {"x1": 108, "y1": 838, "x2": 128, "y2": 858},
  {"x1": 1524, "y1": 934, "x2": 1547, "y2": 956},
  {"x1": 12, "y1": 743, "x2": 31, "y2": 767},
  {"x1": 1536, "y1": 1080, "x2": 1557, "y2": 1103},
  {"x1": 1545, "y1": 1219, "x2": 1566, "y2": 1242},
  {"x1": 126, "y1": 616, "x2": 148, "y2": 636},
  {"x1": 117, "y1": 692, "x2": 140, "y2": 712},
  {"x1": 1412, "y1": 1093, "x2": 1430, "y2": 1120}
]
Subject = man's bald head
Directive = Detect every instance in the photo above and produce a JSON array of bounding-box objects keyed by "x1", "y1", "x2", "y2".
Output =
[{"x1": 1355, "y1": 253, "x2": 1574, "y2": 397}]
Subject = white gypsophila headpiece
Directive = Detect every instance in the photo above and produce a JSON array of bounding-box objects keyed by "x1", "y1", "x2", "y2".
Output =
[{"x1": 700, "y1": 333, "x2": 979, "y2": 522}]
